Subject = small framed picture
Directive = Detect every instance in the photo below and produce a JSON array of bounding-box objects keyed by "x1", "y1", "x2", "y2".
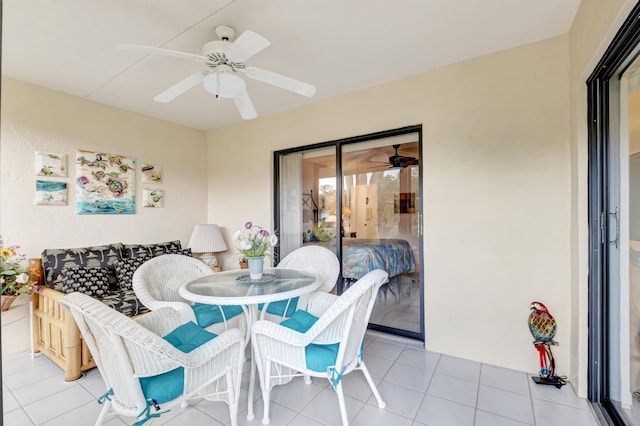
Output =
[
  {"x1": 143, "y1": 188, "x2": 164, "y2": 207},
  {"x1": 36, "y1": 180, "x2": 68, "y2": 206},
  {"x1": 36, "y1": 152, "x2": 67, "y2": 177},
  {"x1": 141, "y1": 163, "x2": 162, "y2": 184}
]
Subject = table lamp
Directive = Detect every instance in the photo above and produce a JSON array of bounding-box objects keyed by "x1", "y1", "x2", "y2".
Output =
[
  {"x1": 188, "y1": 224, "x2": 227, "y2": 271},
  {"x1": 342, "y1": 206, "x2": 352, "y2": 234}
]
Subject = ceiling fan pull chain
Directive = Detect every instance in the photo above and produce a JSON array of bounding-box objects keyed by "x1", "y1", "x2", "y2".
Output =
[{"x1": 216, "y1": 73, "x2": 220, "y2": 99}]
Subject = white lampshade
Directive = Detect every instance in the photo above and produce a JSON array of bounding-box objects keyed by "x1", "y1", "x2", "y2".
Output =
[
  {"x1": 188, "y1": 224, "x2": 227, "y2": 269},
  {"x1": 188, "y1": 224, "x2": 227, "y2": 253},
  {"x1": 203, "y1": 73, "x2": 246, "y2": 99}
]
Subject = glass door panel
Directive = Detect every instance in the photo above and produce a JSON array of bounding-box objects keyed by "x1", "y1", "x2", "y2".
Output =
[
  {"x1": 341, "y1": 137, "x2": 421, "y2": 336},
  {"x1": 278, "y1": 147, "x2": 336, "y2": 261}
]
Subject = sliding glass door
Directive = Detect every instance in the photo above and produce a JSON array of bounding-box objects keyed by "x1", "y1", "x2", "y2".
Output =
[
  {"x1": 588, "y1": 3, "x2": 640, "y2": 424},
  {"x1": 274, "y1": 126, "x2": 424, "y2": 340}
]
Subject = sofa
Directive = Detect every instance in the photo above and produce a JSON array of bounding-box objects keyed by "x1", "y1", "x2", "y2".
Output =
[{"x1": 31, "y1": 240, "x2": 190, "y2": 381}]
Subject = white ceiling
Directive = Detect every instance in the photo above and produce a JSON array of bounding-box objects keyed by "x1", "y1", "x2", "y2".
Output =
[{"x1": 2, "y1": 0, "x2": 581, "y2": 131}]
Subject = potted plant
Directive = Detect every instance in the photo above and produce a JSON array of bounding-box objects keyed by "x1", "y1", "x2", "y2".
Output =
[
  {"x1": 232, "y1": 221, "x2": 278, "y2": 280},
  {"x1": 0, "y1": 240, "x2": 37, "y2": 311}
]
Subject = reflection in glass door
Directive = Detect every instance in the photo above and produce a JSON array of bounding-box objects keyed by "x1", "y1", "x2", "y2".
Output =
[
  {"x1": 341, "y1": 140, "x2": 421, "y2": 335},
  {"x1": 275, "y1": 126, "x2": 423, "y2": 341},
  {"x1": 277, "y1": 146, "x2": 336, "y2": 261}
]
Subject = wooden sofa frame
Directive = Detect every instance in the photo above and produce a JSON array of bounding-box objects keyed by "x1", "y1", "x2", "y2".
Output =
[
  {"x1": 31, "y1": 286, "x2": 146, "y2": 381},
  {"x1": 31, "y1": 287, "x2": 95, "y2": 381}
]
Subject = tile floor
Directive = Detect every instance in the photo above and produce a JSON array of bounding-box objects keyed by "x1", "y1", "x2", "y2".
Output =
[
  {"x1": 369, "y1": 274, "x2": 421, "y2": 333},
  {"x1": 2, "y1": 296, "x2": 600, "y2": 425}
]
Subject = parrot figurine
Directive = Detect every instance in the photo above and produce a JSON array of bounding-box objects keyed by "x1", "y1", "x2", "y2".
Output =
[
  {"x1": 528, "y1": 301, "x2": 565, "y2": 388},
  {"x1": 528, "y1": 301, "x2": 557, "y2": 343}
]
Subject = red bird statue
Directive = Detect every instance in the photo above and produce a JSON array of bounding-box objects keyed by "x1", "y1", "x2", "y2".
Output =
[
  {"x1": 528, "y1": 301, "x2": 565, "y2": 388},
  {"x1": 528, "y1": 301, "x2": 557, "y2": 343}
]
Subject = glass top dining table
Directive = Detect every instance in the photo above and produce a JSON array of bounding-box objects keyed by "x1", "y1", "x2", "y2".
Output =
[
  {"x1": 179, "y1": 267, "x2": 319, "y2": 421},
  {"x1": 179, "y1": 267, "x2": 319, "y2": 307}
]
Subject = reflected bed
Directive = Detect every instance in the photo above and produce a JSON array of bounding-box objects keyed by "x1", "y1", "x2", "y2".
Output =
[{"x1": 306, "y1": 238, "x2": 416, "y2": 280}]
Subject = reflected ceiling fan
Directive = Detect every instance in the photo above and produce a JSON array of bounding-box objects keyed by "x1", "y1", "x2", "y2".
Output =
[
  {"x1": 119, "y1": 25, "x2": 316, "y2": 120},
  {"x1": 370, "y1": 145, "x2": 419, "y2": 169}
]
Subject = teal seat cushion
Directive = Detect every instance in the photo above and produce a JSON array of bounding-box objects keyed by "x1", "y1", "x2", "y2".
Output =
[
  {"x1": 305, "y1": 343, "x2": 340, "y2": 372},
  {"x1": 280, "y1": 309, "x2": 319, "y2": 332},
  {"x1": 139, "y1": 322, "x2": 217, "y2": 404},
  {"x1": 163, "y1": 320, "x2": 217, "y2": 352},
  {"x1": 259, "y1": 297, "x2": 299, "y2": 318},
  {"x1": 139, "y1": 367, "x2": 184, "y2": 405},
  {"x1": 280, "y1": 309, "x2": 340, "y2": 373},
  {"x1": 192, "y1": 303, "x2": 244, "y2": 328}
]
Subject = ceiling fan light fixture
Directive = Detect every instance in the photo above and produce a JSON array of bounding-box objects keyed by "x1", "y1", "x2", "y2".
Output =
[{"x1": 203, "y1": 73, "x2": 246, "y2": 99}]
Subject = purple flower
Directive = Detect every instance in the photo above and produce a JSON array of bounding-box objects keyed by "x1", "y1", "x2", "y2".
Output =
[
  {"x1": 260, "y1": 229, "x2": 269, "y2": 237},
  {"x1": 244, "y1": 221, "x2": 253, "y2": 229}
]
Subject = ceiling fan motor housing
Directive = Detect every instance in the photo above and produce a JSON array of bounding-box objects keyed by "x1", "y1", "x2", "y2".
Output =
[{"x1": 202, "y1": 40, "x2": 231, "y2": 57}]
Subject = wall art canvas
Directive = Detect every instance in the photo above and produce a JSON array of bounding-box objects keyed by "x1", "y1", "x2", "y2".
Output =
[
  {"x1": 76, "y1": 150, "x2": 135, "y2": 214},
  {"x1": 35, "y1": 152, "x2": 67, "y2": 177},
  {"x1": 36, "y1": 180, "x2": 68, "y2": 206},
  {"x1": 143, "y1": 188, "x2": 164, "y2": 208},
  {"x1": 141, "y1": 163, "x2": 162, "y2": 184}
]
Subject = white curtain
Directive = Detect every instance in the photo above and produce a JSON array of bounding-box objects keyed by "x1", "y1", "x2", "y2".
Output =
[{"x1": 279, "y1": 153, "x2": 303, "y2": 259}]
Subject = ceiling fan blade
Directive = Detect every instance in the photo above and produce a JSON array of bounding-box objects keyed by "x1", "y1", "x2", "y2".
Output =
[
  {"x1": 154, "y1": 72, "x2": 206, "y2": 103},
  {"x1": 118, "y1": 43, "x2": 207, "y2": 63},
  {"x1": 233, "y1": 89, "x2": 258, "y2": 120},
  {"x1": 226, "y1": 31, "x2": 270, "y2": 63},
  {"x1": 244, "y1": 67, "x2": 316, "y2": 97}
]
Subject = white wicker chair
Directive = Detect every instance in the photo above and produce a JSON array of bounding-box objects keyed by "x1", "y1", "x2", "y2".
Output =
[
  {"x1": 59, "y1": 292, "x2": 244, "y2": 426},
  {"x1": 251, "y1": 269, "x2": 388, "y2": 425},
  {"x1": 133, "y1": 254, "x2": 246, "y2": 336},
  {"x1": 261, "y1": 246, "x2": 340, "y2": 321}
]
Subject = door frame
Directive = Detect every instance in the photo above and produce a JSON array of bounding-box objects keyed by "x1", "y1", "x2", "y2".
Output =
[{"x1": 587, "y1": 2, "x2": 640, "y2": 423}]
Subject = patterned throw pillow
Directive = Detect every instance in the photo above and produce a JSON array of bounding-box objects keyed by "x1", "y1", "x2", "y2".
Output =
[
  {"x1": 114, "y1": 250, "x2": 192, "y2": 290},
  {"x1": 61, "y1": 267, "x2": 111, "y2": 298},
  {"x1": 114, "y1": 255, "x2": 153, "y2": 290},
  {"x1": 42, "y1": 243, "x2": 123, "y2": 291},
  {"x1": 122, "y1": 240, "x2": 182, "y2": 258},
  {"x1": 101, "y1": 288, "x2": 150, "y2": 317},
  {"x1": 168, "y1": 248, "x2": 193, "y2": 257}
]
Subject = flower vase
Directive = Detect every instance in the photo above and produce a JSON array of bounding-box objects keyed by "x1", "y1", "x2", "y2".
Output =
[
  {"x1": 1, "y1": 295, "x2": 18, "y2": 312},
  {"x1": 247, "y1": 257, "x2": 264, "y2": 280}
]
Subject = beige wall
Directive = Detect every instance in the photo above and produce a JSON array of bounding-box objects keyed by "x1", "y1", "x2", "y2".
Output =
[
  {"x1": 0, "y1": 77, "x2": 209, "y2": 258},
  {"x1": 208, "y1": 36, "x2": 572, "y2": 375}
]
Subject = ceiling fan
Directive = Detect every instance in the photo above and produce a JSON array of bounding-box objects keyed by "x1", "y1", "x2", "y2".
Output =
[
  {"x1": 119, "y1": 26, "x2": 316, "y2": 120},
  {"x1": 371, "y1": 144, "x2": 419, "y2": 169}
]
